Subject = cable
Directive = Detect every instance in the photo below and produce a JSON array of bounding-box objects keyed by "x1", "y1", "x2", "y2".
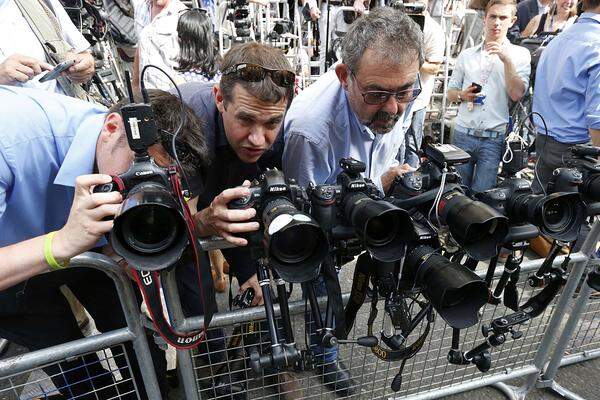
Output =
[
  {"x1": 528, "y1": 111, "x2": 550, "y2": 195},
  {"x1": 139, "y1": 64, "x2": 190, "y2": 191},
  {"x1": 428, "y1": 164, "x2": 448, "y2": 231}
]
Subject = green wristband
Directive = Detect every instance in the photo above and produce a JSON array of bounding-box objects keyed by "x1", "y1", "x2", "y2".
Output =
[{"x1": 44, "y1": 231, "x2": 69, "y2": 271}]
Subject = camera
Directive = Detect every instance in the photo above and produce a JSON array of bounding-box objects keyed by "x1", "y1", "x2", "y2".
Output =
[
  {"x1": 477, "y1": 177, "x2": 585, "y2": 242},
  {"x1": 549, "y1": 144, "x2": 600, "y2": 203},
  {"x1": 391, "y1": 144, "x2": 509, "y2": 260},
  {"x1": 309, "y1": 158, "x2": 415, "y2": 262},
  {"x1": 228, "y1": 169, "x2": 329, "y2": 283},
  {"x1": 268, "y1": 19, "x2": 294, "y2": 40},
  {"x1": 94, "y1": 104, "x2": 189, "y2": 271}
]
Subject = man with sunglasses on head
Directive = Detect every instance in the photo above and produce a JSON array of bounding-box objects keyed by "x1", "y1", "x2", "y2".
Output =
[
  {"x1": 175, "y1": 42, "x2": 301, "y2": 399},
  {"x1": 282, "y1": 7, "x2": 423, "y2": 396}
]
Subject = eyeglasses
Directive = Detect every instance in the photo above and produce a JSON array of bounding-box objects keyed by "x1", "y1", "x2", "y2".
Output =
[
  {"x1": 349, "y1": 69, "x2": 422, "y2": 105},
  {"x1": 222, "y1": 63, "x2": 296, "y2": 87}
]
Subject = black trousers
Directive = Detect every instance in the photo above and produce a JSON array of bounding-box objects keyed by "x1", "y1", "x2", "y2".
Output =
[{"x1": 0, "y1": 267, "x2": 167, "y2": 399}]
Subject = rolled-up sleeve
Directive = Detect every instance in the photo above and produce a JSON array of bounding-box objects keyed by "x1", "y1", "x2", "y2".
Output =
[
  {"x1": 448, "y1": 54, "x2": 464, "y2": 90},
  {"x1": 283, "y1": 131, "x2": 330, "y2": 187},
  {"x1": 514, "y1": 47, "x2": 532, "y2": 90},
  {"x1": 585, "y1": 62, "x2": 600, "y2": 129}
]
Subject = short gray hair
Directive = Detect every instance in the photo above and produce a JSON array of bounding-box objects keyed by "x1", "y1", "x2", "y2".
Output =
[{"x1": 341, "y1": 7, "x2": 424, "y2": 73}]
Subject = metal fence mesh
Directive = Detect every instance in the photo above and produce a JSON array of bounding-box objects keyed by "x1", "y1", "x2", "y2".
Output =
[
  {"x1": 0, "y1": 344, "x2": 139, "y2": 400},
  {"x1": 564, "y1": 289, "x2": 600, "y2": 358},
  {"x1": 191, "y1": 268, "x2": 558, "y2": 400}
]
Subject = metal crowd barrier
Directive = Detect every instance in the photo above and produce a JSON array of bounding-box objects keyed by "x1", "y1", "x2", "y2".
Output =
[
  {"x1": 167, "y1": 220, "x2": 600, "y2": 400},
  {"x1": 0, "y1": 253, "x2": 162, "y2": 400}
]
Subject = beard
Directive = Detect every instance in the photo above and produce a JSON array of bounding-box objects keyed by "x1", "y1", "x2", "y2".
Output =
[{"x1": 365, "y1": 110, "x2": 401, "y2": 134}]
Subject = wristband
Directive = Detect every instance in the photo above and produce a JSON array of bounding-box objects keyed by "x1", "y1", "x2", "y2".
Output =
[{"x1": 44, "y1": 231, "x2": 69, "y2": 270}]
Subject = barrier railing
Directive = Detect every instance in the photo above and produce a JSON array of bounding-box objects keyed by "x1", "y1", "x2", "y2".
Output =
[{"x1": 0, "y1": 253, "x2": 162, "y2": 400}]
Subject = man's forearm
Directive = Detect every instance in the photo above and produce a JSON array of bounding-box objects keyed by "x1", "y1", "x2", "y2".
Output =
[
  {"x1": 503, "y1": 58, "x2": 526, "y2": 102},
  {"x1": 421, "y1": 62, "x2": 442, "y2": 76},
  {"x1": 447, "y1": 88, "x2": 461, "y2": 103},
  {"x1": 0, "y1": 235, "x2": 49, "y2": 291}
]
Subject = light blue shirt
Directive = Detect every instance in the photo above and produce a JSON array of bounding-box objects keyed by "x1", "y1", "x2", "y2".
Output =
[
  {"x1": 448, "y1": 41, "x2": 531, "y2": 132},
  {"x1": 0, "y1": 86, "x2": 107, "y2": 247},
  {"x1": 283, "y1": 70, "x2": 412, "y2": 191},
  {"x1": 532, "y1": 13, "x2": 600, "y2": 144}
]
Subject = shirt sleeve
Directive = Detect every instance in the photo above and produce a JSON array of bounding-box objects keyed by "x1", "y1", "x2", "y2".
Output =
[
  {"x1": 282, "y1": 132, "x2": 330, "y2": 187},
  {"x1": 426, "y1": 21, "x2": 445, "y2": 63},
  {"x1": 448, "y1": 53, "x2": 464, "y2": 90},
  {"x1": 586, "y1": 61, "x2": 600, "y2": 130},
  {"x1": 49, "y1": 0, "x2": 90, "y2": 53},
  {"x1": 514, "y1": 46, "x2": 532, "y2": 90}
]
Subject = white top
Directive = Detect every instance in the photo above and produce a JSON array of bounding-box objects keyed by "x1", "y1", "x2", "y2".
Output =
[
  {"x1": 138, "y1": 0, "x2": 187, "y2": 90},
  {"x1": 0, "y1": 0, "x2": 90, "y2": 94},
  {"x1": 132, "y1": 0, "x2": 152, "y2": 39},
  {"x1": 413, "y1": 14, "x2": 445, "y2": 111},
  {"x1": 448, "y1": 41, "x2": 531, "y2": 131}
]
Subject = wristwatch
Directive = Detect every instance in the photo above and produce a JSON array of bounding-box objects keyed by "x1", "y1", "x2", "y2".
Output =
[{"x1": 457, "y1": 92, "x2": 463, "y2": 102}]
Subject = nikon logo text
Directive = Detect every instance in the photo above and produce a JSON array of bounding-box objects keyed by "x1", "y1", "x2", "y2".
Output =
[{"x1": 268, "y1": 186, "x2": 286, "y2": 192}]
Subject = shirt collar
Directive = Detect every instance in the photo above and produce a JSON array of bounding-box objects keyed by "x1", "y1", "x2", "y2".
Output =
[
  {"x1": 578, "y1": 12, "x2": 600, "y2": 24},
  {"x1": 343, "y1": 90, "x2": 375, "y2": 140},
  {"x1": 54, "y1": 113, "x2": 106, "y2": 187}
]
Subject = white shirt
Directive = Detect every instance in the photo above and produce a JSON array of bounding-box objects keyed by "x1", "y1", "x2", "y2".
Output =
[
  {"x1": 537, "y1": 0, "x2": 550, "y2": 15},
  {"x1": 138, "y1": 0, "x2": 187, "y2": 90},
  {"x1": 448, "y1": 41, "x2": 531, "y2": 131},
  {"x1": 413, "y1": 14, "x2": 445, "y2": 111},
  {"x1": 0, "y1": 0, "x2": 89, "y2": 94},
  {"x1": 132, "y1": 0, "x2": 152, "y2": 39}
]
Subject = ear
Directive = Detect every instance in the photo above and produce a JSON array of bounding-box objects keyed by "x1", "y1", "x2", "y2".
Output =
[
  {"x1": 335, "y1": 63, "x2": 350, "y2": 91},
  {"x1": 99, "y1": 112, "x2": 125, "y2": 144},
  {"x1": 510, "y1": 15, "x2": 517, "y2": 25},
  {"x1": 214, "y1": 84, "x2": 226, "y2": 113}
]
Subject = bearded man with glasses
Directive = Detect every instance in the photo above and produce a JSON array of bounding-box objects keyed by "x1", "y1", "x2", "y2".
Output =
[{"x1": 282, "y1": 7, "x2": 423, "y2": 396}]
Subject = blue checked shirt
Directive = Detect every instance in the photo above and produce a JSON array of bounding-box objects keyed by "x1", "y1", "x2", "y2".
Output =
[
  {"x1": 0, "y1": 86, "x2": 107, "y2": 247},
  {"x1": 532, "y1": 13, "x2": 600, "y2": 144}
]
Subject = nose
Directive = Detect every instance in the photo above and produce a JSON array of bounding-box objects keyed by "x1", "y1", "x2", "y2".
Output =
[
  {"x1": 247, "y1": 125, "x2": 267, "y2": 147},
  {"x1": 381, "y1": 95, "x2": 400, "y2": 115}
]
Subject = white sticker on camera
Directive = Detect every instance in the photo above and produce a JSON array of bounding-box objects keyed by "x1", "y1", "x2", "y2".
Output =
[{"x1": 268, "y1": 214, "x2": 294, "y2": 235}]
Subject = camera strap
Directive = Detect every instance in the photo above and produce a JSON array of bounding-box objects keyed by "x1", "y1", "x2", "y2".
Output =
[
  {"x1": 344, "y1": 253, "x2": 432, "y2": 362},
  {"x1": 131, "y1": 170, "x2": 209, "y2": 350}
]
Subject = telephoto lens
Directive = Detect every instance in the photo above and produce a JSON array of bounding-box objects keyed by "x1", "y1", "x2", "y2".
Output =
[
  {"x1": 437, "y1": 191, "x2": 509, "y2": 260},
  {"x1": 112, "y1": 182, "x2": 189, "y2": 270},
  {"x1": 343, "y1": 192, "x2": 415, "y2": 262},
  {"x1": 404, "y1": 245, "x2": 488, "y2": 329},
  {"x1": 509, "y1": 191, "x2": 585, "y2": 242}
]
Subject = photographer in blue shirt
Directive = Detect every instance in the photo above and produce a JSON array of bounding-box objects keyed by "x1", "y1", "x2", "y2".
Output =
[
  {"x1": 0, "y1": 85, "x2": 208, "y2": 398},
  {"x1": 532, "y1": 0, "x2": 600, "y2": 193},
  {"x1": 283, "y1": 7, "x2": 423, "y2": 396}
]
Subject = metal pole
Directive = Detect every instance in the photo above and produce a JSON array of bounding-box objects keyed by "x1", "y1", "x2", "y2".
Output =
[
  {"x1": 516, "y1": 219, "x2": 600, "y2": 398},
  {"x1": 161, "y1": 268, "x2": 201, "y2": 400},
  {"x1": 72, "y1": 253, "x2": 163, "y2": 399}
]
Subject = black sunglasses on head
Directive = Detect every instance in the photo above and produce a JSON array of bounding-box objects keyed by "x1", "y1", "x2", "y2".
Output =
[{"x1": 222, "y1": 63, "x2": 296, "y2": 87}]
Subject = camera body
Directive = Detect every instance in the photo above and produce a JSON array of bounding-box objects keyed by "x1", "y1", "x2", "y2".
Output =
[
  {"x1": 309, "y1": 158, "x2": 414, "y2": 262},
  {"x1": 227, "y1": 0, "x2": 252, "y2": 41},
  {"x1": 229, "y1": 169, "x2": 328, "y2": 283},
  {"x1": 553, "y1": 144, "x2": 600, "y2": 202}
]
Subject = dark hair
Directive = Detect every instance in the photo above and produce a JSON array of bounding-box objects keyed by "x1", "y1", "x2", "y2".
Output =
[
  {"x1": 484, "y1": 0, "x2": 517, "y2": 16},
  {"x1": 341, "y1": 7, "x2": 424, "y2": 74},
  {"x1": 175, "y1": 9, "x2": 220, "y2": 78},
  {"x1": 109, "y1": 90, "x2": 210, "y2": 177},
  {"x1": 584, "y1": 0, "x2": 599, "y2": 10},
  {"x1": 219, "y1": 42, "x2": 293, "y2": 105}
]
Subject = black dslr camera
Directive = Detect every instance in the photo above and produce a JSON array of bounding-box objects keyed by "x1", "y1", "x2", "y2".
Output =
[
  {"x1": 548, "y1": 144, "x2": 600, "y2": 204},
  {"x1": 391, "y1": 143, "x2": 509, "y2": 260},
  {"x1": 309, "y1": 158, "x2": 415, "y2": 262},
  {"x1": 228, "y1": 169, "x2": 328, "y2": 283},
  {"x1": 477, "y1": 176, "x2": 585, "y2": 242},
  {"x1": 94, "y1": 99, "x2": 189, "y2": 271}
]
